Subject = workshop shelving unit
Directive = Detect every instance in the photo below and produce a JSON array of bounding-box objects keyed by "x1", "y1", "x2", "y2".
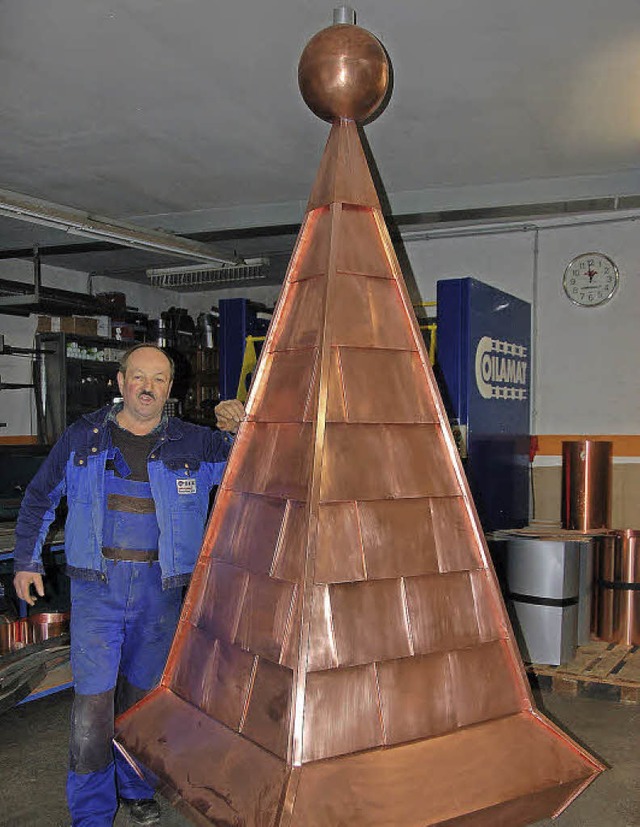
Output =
[{"x1": 36, "y1": 332, "x2": 128, "y2": 444}]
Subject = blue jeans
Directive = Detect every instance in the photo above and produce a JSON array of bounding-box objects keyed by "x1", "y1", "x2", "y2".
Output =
[{"x1": 66, "y1": 560, "x2": 182, "y2": 827}]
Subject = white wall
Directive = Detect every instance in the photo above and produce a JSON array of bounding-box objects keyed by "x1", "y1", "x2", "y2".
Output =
[
  {"x1": 180, "y1": 284, "x2": 283, "y2": 317},
  {"x1": 534, "y1": 218, "x2": 640, "y2": 434},
  {"x1": 0, "y1": 260, "x2": 77, "y2": 438},
  {"x1": 401, "y1": 211, "x2": 640, "y2": 436},
  {"x1": 402, "y1": 229, "x2": 535, "y2": 304},
  {"x1": 0, "y1": 312, "x2": 38, "y2": 437}
]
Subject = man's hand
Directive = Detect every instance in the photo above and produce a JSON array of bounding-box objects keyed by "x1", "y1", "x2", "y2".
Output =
[
  {"x1": 14, "y1": 571, "x2": 44, "y2": 607},
  {"x1": 215, "y1": 399, "x2": 245, "y2": 434}
]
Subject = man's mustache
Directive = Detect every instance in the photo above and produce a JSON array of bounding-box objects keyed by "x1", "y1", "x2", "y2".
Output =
[{"x1": 138, "y1": 390, "x2": 156, "y2": 400}]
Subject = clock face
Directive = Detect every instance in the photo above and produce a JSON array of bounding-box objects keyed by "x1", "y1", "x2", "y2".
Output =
[{"x1": 563, "y1": 253, "x2": 619, "y2": 307}]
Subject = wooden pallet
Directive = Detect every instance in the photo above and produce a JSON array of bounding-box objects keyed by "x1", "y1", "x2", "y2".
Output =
[{"x1": 526, "y1": 641, "x2": 640, "y2": 703}]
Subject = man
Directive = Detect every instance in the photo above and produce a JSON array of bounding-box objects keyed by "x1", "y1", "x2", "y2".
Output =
[{"x1": 13, "y1": 344, "x2": 245, "y2": 827}]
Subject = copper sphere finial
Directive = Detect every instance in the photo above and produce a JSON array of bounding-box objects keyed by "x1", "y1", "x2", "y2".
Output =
[{"x1": 298, "y1": 12, "x2": 389, "y2": 123}]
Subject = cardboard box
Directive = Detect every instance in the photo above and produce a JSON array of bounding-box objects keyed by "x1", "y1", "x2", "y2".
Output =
[
  {"x1": 36, "y1": 315, "x2": 98, "y2": 336},
  {"x1": 72, "y1": 316, "x2": 98, "y2": 336},
  {"x1": 36, "y1": 315, "x2": 67, "y2": 332}
]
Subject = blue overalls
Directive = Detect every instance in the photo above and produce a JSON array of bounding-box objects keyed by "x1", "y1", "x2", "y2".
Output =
[{"x1": 66, "y1": 447, "x2": 182, "y2": 826}]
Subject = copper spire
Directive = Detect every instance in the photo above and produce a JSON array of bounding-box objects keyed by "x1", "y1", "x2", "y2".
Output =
[{"x1": 115, "y1": 14, "x2": 603, "y2": 826}]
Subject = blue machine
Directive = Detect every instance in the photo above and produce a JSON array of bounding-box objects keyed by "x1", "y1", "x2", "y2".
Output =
[
  {"x1": 218, "y1": 298, "x2": 271, "y2": 401},
  {"x1": 436, "y1": 277, "x2": 531, "y2": 531}
]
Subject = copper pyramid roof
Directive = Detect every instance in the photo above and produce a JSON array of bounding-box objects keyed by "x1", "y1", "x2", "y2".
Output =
[{"x1": 116, "y1": 28, "x2": 603, "y2": 827}]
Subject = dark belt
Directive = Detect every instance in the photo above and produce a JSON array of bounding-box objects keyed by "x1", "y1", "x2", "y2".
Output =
[{"x1": 102, "y1": 547, "x2": 159, "y2": 563}]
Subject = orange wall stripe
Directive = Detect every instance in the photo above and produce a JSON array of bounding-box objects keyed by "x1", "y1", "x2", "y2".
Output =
[
  {"x1": 0, "y1": 435, "x2": 39, "y2": 445},
  {"x1": 535, "y1": 435, "x2": 640, "y2": 457}
]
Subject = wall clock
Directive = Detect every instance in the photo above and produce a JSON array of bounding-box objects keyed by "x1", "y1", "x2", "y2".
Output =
[{"x1": 563, "y1": 252, "x2": 619, "y2": 307}]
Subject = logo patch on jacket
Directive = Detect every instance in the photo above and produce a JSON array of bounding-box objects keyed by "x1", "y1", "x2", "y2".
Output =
[{"x1": 176, "y1": 478, "x2": 197, "y2": 495}]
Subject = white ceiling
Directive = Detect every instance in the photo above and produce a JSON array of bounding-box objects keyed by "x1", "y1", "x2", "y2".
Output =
[{"x1": 3, "y1": 0, "x2": 640, "y2": 279}]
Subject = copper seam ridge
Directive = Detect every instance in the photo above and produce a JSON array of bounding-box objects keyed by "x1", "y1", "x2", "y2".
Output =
[
  {"x1": 229, "y1": 569, "x2": 250, "y2": 643},
  {"x1": 469, "y1": 569, "x2": 510, "y2": 645},
  {"x1": 530, "y1": 709, "x2": 606, "y2": 770},
  {"x1": 301, "y1": 348, "x2": 320, "y2": 422},
  {"x1": 399, "y1": 577, "x2": 416, "y2": 656},
  {"x1": 353, "y1": 501, "x2": 369, "y2": 579},
  {"x1": 217, "y1": 490, "x2": 469, "y2": 499},
  {"x1": 551, "y1": 774, "x2": 603, "y2": 819},
  {"x1": 291, "y1": 201, "x2": 344, "y2": 767},
  {"x1": 119, "y1": 686, "x2": 547, "y2": 767},
  {"x1": 165, "y1": 636, "x2": 509, "y2": 664},
  {"x1": 294, "y1": 200, "x2": 344, "y2": 761},
  {"x1": 268, "y1": 344, "x2": 420, "y2": 354},
  {"x1": 287, "y1": 273, "x2": 324, "y2": 284},
  {"x1": 287, "y1": 711, "x2": 540, "y2": 759},
  {"x1": 182, "y1": 558, "x2": 488, "y2": 581},
  {"x1": 277, "y1": 764, "x2": 301, "y2": 827},
  {"x1": 323, "y1": 584, "x2": 338, "y2": 667},
  {"x1": 334, "y1": 340, "x2": 349, "y2": 424},
  {"x1": 237, "y1": 655, "x2": 259, "y2": 733},
  {"x1": 216, "y1": 489, "x2": 470, "y2": 501},
  {"x1": 278, "y1": 581, "x2": 300, "y2": 667},
  {"x1": 269, "y1": 499, "x2": 293, "y2": 577},
  {"x1": 333, "y1": 269, "x2": 394, "y2": 278},
  {"x1": 372, "y1": 661, "x2": 388, "y2": 744},
  {"x1": 142, "y1": 701, "x2": 546, "y2": 772},
  {"x1": 221, "y1": 709, "x2": 552, "y2": 765},
  {"x1": 221, "y1": 494, "x2": 475, "y2": 505},
  {"x1": 245, "y1": 418, "x2": 444, "y2": 425}
]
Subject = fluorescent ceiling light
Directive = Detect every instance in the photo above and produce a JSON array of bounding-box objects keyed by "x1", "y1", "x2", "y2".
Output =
[
  {"x1": 146, "y1": 258, "x2": 270, "y2": 292},
  {"x1": 0, "y1": 187, "x2": 239, "y2": 266}
]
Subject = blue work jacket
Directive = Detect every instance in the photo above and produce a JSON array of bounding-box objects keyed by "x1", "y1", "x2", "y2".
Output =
[{"x1": 14, "y1": 406, "x2": 233, "y2": 588}]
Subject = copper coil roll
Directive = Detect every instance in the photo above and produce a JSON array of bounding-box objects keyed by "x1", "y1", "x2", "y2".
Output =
[
  {"x1": 593, "y1": 533, "x2": 618, "y2": 640},
  {"x1": 27, "y1": 611, "x2": 70, "y2": 644},
  {"x1": 0, "y1": 617, "x2": 30, "y2": 655},
  {"x1": 595, "y1": 530, "x2": 640, "y2": 645},
  {"x1": 0, "y1": 612, "x2": 70, "y2": 655},
  {"x1": 561, "y1": 440, "x2": 612, "y2": 531}
]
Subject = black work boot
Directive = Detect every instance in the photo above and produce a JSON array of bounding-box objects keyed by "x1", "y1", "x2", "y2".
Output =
[{"x1": 120, "y1": 797, "x2": 161, "y2": 825}]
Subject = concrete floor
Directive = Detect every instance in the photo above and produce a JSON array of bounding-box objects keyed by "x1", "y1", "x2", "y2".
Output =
[{"x1": 0, "y1": 689, "x2": 638, "y2": 827}]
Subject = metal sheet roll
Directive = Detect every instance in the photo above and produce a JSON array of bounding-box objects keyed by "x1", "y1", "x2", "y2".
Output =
[
  {"x1": 0, "y1": 617, "x2": 29, "y2": 655},
  {"x1": 595, "y1": 530, "x2": 640, "y2": 645},
  {"x1": 27, "y1": 611, "x2": 70, "y2": 644},
  {"x1": 613, "y1": 529, "x2": 640, "y2": 645},
  {"x1": 594, "y1": 533, "x2": 618, "y2": 641},
  {"x1": 561, "y1": 440, "x2": 612, "y2": 530}
]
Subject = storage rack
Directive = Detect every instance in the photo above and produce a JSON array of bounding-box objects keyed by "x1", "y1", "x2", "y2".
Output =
[{"x1": 36, "y1": 332, "x2": 127, "y2": 444}]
